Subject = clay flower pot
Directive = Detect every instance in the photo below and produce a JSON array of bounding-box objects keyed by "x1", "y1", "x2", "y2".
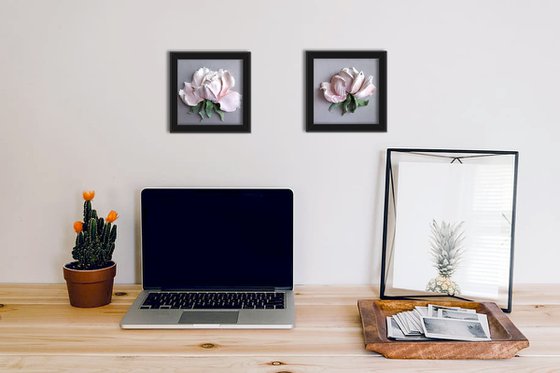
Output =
[{"x1": 63, "y1": 262, "x2": 116, "y2": 308}]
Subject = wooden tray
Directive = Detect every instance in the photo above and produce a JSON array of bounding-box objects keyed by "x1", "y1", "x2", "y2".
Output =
[{"x1": 358, "y1": 299, "x2": 529, "y2": 359}]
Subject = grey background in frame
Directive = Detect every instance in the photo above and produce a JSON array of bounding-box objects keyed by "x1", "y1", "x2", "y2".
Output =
[
  {"x1": 176, "y1": 59, "x2": 243, "y2": 126},
  {"x1": 313, "y1": 58, "x2": 379, "y2": 124}
]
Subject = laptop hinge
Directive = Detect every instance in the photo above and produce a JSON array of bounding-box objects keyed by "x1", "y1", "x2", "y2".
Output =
[
  {"x1": 157, "y1": 287, "x2": 280, "y2": 292},
  {"x1": 274, "y1": 286, "x2": 293, "y2": 291}
]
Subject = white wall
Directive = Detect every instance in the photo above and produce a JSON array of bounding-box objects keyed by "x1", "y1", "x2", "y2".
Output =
[{"x1": 1, "y1": 0, "x2": 559, "y2": 284}]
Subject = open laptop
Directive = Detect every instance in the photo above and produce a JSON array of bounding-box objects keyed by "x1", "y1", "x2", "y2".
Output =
[{"x1": 120, "y1": 188, "x2": 295, "y2": 329}]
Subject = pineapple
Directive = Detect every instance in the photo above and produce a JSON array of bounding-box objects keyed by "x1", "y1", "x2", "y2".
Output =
[{"x1": 425, "y1": 220, "x2": 464, "y2": 296}]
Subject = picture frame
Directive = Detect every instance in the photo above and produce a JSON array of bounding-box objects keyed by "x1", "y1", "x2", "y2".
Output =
[
  {"x1": 306, "y1": 50, "x2": 387, "y2": 132},
  {"x1": 379, "y1": 148, "x2": 519, "y2": 312},
  {"x1": 170, "y1": 51, "x2": 251, "y2": 133}
]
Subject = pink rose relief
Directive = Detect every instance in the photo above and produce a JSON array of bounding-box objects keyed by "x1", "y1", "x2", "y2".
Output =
[
  {"x1": 179, "y1": 67, "x2": 242, "y2": 121},
  {"x1": 319, "y1": 67, "x2": 376, "y2": 115}
]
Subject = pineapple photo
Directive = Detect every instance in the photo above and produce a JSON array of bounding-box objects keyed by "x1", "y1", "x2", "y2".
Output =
[{"x1": 426, "y1": 220, "x2": 465, "y2": 296}]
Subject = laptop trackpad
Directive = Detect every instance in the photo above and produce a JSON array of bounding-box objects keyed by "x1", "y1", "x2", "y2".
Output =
[{"x1": 179, "y1": 311, "x2": 239, "y2": 324}]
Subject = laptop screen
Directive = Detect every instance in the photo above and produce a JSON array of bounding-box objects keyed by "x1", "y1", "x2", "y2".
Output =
[{"x1": 141, "y1": 188, "x2": 293, "y2": 290}]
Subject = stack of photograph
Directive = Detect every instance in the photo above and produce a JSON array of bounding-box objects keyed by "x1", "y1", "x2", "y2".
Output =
[{"x1": 386, "y1": 304, "x2": 491, "y2": 341}]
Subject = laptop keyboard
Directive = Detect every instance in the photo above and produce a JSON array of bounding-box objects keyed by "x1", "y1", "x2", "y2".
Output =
[{"x1": 140, "y1": 292, "x2": 285, "y2": 310}]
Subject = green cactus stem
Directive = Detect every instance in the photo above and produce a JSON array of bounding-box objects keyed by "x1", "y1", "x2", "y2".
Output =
[{"x1": 70, "y1": 199, "x2": 118, "y2": 270}]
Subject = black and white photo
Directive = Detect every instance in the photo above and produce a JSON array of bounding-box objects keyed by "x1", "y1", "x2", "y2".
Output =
[{"x1": 421, "y1": 317, "x2": 490, "y2": 341}]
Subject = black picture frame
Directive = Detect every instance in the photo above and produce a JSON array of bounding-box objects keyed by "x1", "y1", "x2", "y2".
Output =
[
  {"x1": 306, "y1": 51, "x2": 387, "y2": 132},
  {"x1": 379, "y1": 148, "x2": 519, "y2": 313},
  {"x1": 170, "y1": 51, "x2": 251, "y2": 133}
]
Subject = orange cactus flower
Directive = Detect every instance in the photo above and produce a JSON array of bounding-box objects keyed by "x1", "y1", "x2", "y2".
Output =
[
  {"x1": 73, "y1": 221, "x2": 83, "y2": 233},
  {"x1": 83, "y1": 190, "x2": 95, "y2": 201},
  {"x1": 106, "y1": 210, "x2": 119, "y2": 223}
]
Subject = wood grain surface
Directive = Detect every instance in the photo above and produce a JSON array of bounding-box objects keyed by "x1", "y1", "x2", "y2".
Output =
[{"x1": 0, "y1": 284, "x2": 559, "y2": 372}]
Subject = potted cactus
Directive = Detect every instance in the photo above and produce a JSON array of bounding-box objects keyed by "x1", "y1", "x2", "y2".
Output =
[{"x1": 63, "y1": 191, "x2": 118, "y2": 308}]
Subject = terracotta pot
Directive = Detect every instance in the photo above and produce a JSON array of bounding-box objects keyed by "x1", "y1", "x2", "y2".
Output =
[{"x1": 63, "y1": 262, "x2": 116, "y2": 308}]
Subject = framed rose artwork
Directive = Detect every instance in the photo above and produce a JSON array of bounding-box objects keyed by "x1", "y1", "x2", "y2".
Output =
[
  {"x1": 306, "y1": 51, "x2": 387, "y2": 132},
  {"x1": 170, "y1": 51, "x2": 251, "y2": 133}
]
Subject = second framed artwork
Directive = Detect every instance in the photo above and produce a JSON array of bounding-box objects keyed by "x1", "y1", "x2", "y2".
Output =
[
  {"x1": 306, "y1": 51, "x2": 387, "y2": 132},
  {"x1": 170, "y1": 51, "x2": 251, "y2": 133}
]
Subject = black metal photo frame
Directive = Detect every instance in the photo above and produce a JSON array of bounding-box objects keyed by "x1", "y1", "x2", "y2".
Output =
[
  {"x1": 170, "y1": 51, "x2": 251, "y2": 133},
  {"x1": 380, "y1": 148, "x2": 519, "y2": 312},
  {"x1": 306, "y1": 50, "x2": 387, "y2": 132}
]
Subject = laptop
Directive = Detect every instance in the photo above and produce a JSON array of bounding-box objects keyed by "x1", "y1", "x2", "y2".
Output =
[{"x1": 120, "y1": 188, "x2": 295, "y2": 329}]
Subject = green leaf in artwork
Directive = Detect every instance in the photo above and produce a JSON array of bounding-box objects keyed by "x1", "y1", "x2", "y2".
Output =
[
  {"x1": 214, "y1": 107, "x2": 225, "y2": 121},
  {"x1": 349, "y1": 94, "x2": 357, "y2": 113},
  {"x1": 204, "y1": 100, "x2": 215, "y2": 119},
  {"x1": 329, "y1": 102, "x2": 342, "y2": 112},
  {"x1": 190, "y1": 102, "x2": 202, "y2": 114},
  {"x1": 188, "y1": 101, "x2": 205, "y2": 119},
  {"x1": 326, "y1": 92, "x2": 371, "y2": 115},
  {"x1": 355, "y1": 98, "x2": 369, "y2": 107},
  {"x1": 195, "y1": 102, "x2": 205, "y2": 120},
  {"x1": 341, "y1": 96, "x2": 352, "y2": 115}
]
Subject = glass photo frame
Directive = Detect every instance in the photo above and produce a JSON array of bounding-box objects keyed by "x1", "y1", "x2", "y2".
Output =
[{"x1": 380, "y1": 149, "x2": 519, "y2": 312}]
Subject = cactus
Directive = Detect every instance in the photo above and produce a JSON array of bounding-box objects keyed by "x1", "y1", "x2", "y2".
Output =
[{"x1": 70, "y1": 192, "x2": 118, "y2": 270}]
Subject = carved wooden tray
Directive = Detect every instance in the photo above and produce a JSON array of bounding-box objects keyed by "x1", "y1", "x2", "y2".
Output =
[{"x1": 358, "y1": 299, "x2": 529, "y2": 359}]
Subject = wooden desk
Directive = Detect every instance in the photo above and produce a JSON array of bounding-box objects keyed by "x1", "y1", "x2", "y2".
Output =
[{"x1": 0, "y1": 284, "x2": 558, "y2": 372}]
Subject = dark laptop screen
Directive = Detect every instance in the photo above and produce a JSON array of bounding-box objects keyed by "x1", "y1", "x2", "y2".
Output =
[{"x1": 141, "y1": 188, "x2": 293, "y2": 290}]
